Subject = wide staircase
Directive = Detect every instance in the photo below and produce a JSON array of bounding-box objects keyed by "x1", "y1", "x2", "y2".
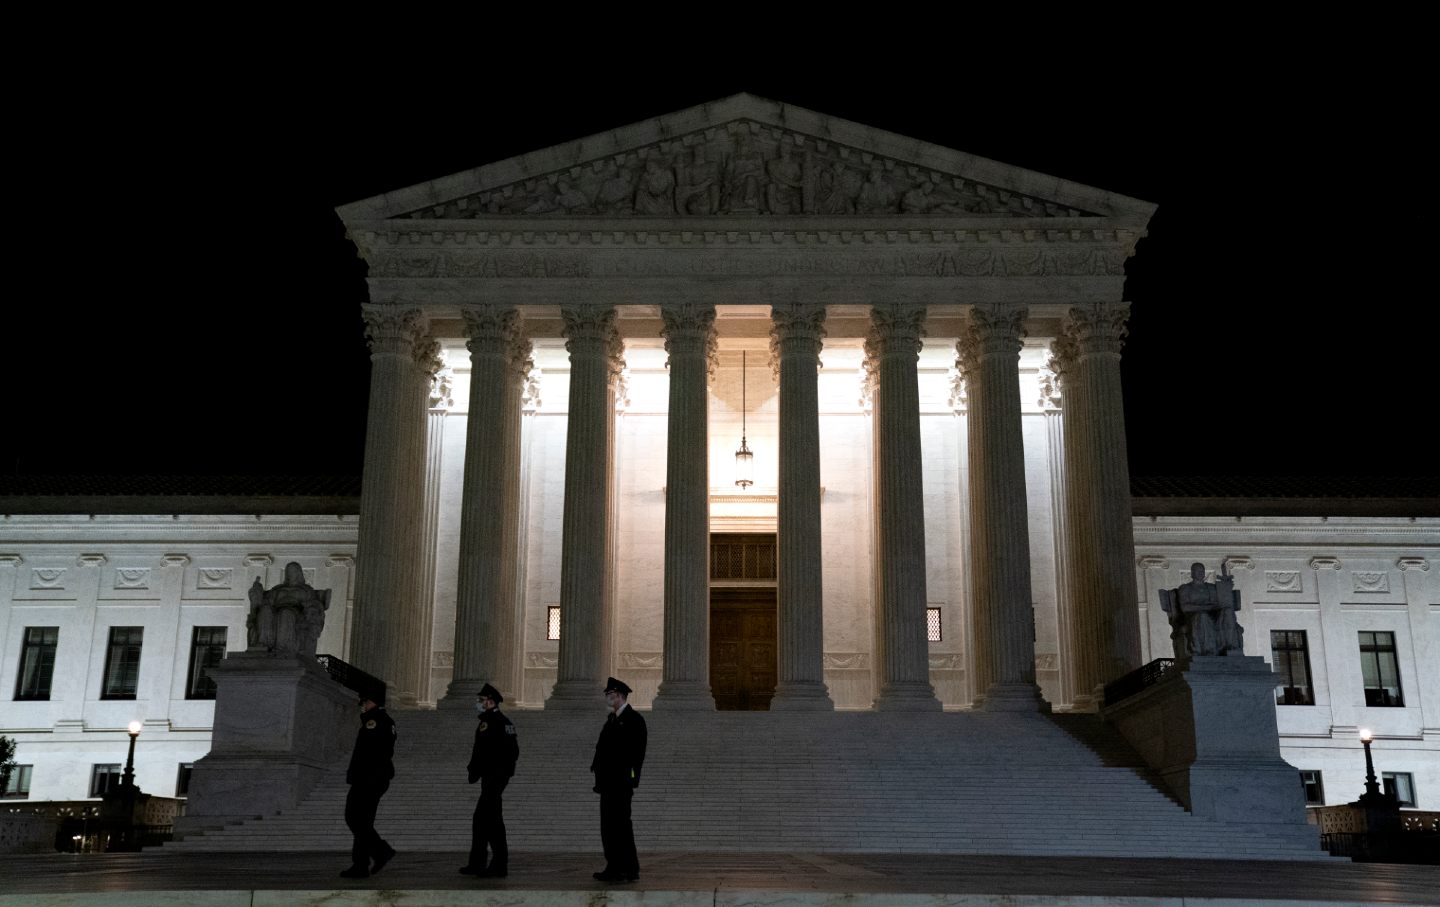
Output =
[{"x1": 167, "y1": 707, "x2": 1328, "y2": 859}]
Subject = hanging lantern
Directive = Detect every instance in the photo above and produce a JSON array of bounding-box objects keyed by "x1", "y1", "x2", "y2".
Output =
[{"x1": 735, "y1": 350, "x2": 754, "y2": 489}]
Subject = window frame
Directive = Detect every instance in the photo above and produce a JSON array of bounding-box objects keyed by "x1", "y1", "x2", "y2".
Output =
[
  {"x1": 1298, "y1": 769, "x2": 1324, "y2": 806},
  {"x1": 2, "y1": 764, "x2": 33, "y2": 799},
  {"x1": 176, "y1": 763, "x2": 194, "y2": 798},
  {"x1": 1382, "y1": 771, "x2": 1417, "y2": 808},
  {"x1": 1270, "y1": 629, "x2": 1315, "y2": 706},
  {"x1": 89, "y1": 764, "x2": 121, "y2": 798},
  {"x1": 185, "y1": 626, "x2": 227, "y2": 700},
  {"x1": 1358, "y1": 630, "x2": 1405, "y2": 708},
  {"x1": 100, "y1": 626, "x2": 144, "y2": 700},
  {"x1": 13, "y1": 626, "x2": 60, "y2": 701}
]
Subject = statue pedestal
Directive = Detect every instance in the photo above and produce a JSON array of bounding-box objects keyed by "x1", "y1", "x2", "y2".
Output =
[
  {"x1": 174, "y1": 652, "x2": 355, "y2": 839},
  {"x1": 1102, "y1": 656, "x2": 1319, "y2": 847}
]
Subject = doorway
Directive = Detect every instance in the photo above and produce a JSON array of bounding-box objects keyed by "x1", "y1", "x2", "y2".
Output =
[{"x1": 709, "y1": 533, "x2": 777, "y2": 710}]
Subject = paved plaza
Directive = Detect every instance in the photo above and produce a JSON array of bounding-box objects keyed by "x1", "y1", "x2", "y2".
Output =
[{"x1": 2, "y1": 850, "x2": 1438, "y2": 905}]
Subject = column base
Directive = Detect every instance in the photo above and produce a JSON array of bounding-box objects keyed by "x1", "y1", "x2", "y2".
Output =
[
  {"x1": 1068, "y1": 685, "x2": 1104, "y2": 713},
  {"x1": 981, "y1": 682, "x2": 1048, "y2": 713},
  {"x1": 651, "y1": 680, "x2": 715, "y2": 711},
  {"x1": 873, "y1": 682, "x2": 942, "y2": 712},
  {"x1": 545, "y1": 679, "x2": 605, "y2": 710},
  {"x1": 770, "y1": 681, "x2": 835, "y2": 711},
  {"x1": 438, "y1": 680, "x2": 488, "y2": 711}
]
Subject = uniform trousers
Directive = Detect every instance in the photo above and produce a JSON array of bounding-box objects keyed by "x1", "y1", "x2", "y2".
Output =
[
  {"x1": 344, "y1": 780, "x2": 392, "y2": 867},
  {"x1": 599, "y1": 789, "x2": 638, "y2": 876},
  {"x1": 470, "y1": 775, "x2": 509, "y2": 869}
]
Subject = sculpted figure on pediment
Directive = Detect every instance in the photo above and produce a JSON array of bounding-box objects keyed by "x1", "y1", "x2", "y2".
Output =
[
  {"x1": 765, "y1": 142, "x2": 805, "y2": 214},
  {"x1": 816, "y1": 160, "x2": 862, "y2": 214},
  {"x1": 856, "y1": 166, "x2": 899, "y2": 214},
  {"x1": 553, "y1": 179, "x2": 592, "y2": 214},
  {"x1": 677, "y1": 144, "x2": 722, "y2": 215},
  {"x1": 634, "y1": 156, "x2": 677, "y2": 215},
  {"x1": 722, "y1": 132, "x2": 766, "y2": 213},
  {"x1": 592, "y1": 164, "x2": 637, "y2": 214},
  {"x1": 901, "y1": 180, "x2": 968, "y2": 215}
]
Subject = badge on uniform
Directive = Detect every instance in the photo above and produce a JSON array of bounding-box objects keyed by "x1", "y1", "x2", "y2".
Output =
[
  {"x1": 478, "y1": 721, "x2": 488, "y2": 732},
  {"x1": 365, "y1": 720, "x2": 377, "y2": 729}
]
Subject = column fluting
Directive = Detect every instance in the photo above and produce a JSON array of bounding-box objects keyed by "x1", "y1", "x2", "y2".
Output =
[
  {"x1": 867, "y1": 303, "x2": 942, "y2": 711},
  {"x1": 769, "y1": 302, "x2": 834, "y2": 710},
  {"x1": 652, "y1": 304, "x2": 717, "y2": 710}
]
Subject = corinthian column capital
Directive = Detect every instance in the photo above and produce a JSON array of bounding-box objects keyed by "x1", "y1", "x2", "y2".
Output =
[
  {"x1": 963, "y1": 304, "x2": 1028, "y2": 360},
  {"x1": 864, "y1": 303, "x2": 927, "y2": 361},
  {"x1": 460, "y1": 304, "x2": 520, "y2": 357},
  {"x1": 361, "y1": 305, "x2": 428, "y2": 358},
  {"x1": 660, "y1": 304, "x2": 717, "y2": 374},
  {"x1": 1062, "y1": 302, "x2": 1131, "y2": 357}
]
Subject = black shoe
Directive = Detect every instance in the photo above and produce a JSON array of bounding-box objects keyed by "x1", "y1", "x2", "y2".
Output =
[
  {"x1": 339, "y1": 865, "x2": 369, "y2": 879},
  {"x1": 624, "y1": 872, "x2": 640, "y2": 882},
  {"x1": 372, "y1": 847, "x2": 396, "y2": 874},
  {"x1": 481, "y1": 865, "x2": 508, "y2": 878},
  {"x1": 459, "y1": 865, "x2": 485, "y2": 875},
  {"x1": 594, "y1": 870, "x2": 622, "y2": 881}
]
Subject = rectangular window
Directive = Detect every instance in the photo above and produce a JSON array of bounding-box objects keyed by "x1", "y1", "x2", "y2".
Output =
[
  {"x1": 927, "y1": 607, "x2": 942, "y2": 642},
  {"x1": 176, "y1": 763, "x2": 194, "y2": 798},
  {"x1": 90, "y1": 764, "x2": 121, "y2": 797},
  {"x1": 186, "y1": 627, "x2": 227, "y2": 700},
  {"x1": 2, "y1": 765, "x2": 32, "y2": 799},
  {"x1": 1298, "y1": 769, "x2": 1324, "y2": 806},
  {"x1": 547, "y1": 606, "x2": 561, "y2": 641},
  {"x1": 1358, "y1": 631, "x2": 1404, "y2": 707},
  {"x1": 1271, "y1": 630, "x2": 1314, "y2": 705},
  {"x1": 13, "y1": 626, "x2": 59, "y2": 700},
  {"x1": 101, "y1": 627, "x2": 144, "y2": 700},
  {"x1": 1382, "y1": 772, "x2": 1416, "y2": 808}
]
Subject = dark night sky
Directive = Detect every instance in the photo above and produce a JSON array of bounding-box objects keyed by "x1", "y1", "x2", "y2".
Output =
[{"x1": 6, "y1": 61, "x2": 1431, "y2": 483}]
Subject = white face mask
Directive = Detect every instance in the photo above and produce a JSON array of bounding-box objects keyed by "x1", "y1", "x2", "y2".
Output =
[{"x1": 474, "y1": 702, "x2": 484, "y2": 716}]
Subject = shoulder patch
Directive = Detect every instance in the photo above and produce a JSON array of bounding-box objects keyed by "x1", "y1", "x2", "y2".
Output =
[
  {"x1": 478, "y1": 721, "x2": 488, "y2": 733},
  {"x1": 506, "y1": 725, "x2": 517, "y2": 735},
  {"x1": 365, "y1": 719, "x2": 377, "y2": 729}
]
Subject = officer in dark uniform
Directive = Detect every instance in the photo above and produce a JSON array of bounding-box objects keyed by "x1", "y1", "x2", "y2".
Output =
[
  {"x1": 460, "y1": 682, "x2": 519, "y2": 878},
  {"x1": 590, "y1": 676, "x2": 647, "y2": 882},
  {"x1": 340, "y1": 685, "x2": 397, "y2": 879}
]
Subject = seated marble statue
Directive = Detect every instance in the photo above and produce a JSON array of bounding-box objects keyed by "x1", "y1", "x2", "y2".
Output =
[
  {"x1": 1159, "y1": 562, "x2": 1244, "y2": 658},
  {"x1": 246, "y1": 562, "x2": 331, "y2": 656}
]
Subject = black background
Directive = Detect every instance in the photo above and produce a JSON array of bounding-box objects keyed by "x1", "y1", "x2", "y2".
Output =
[{"x1": 6, "y1": 60, "x2": 1429, "y2": 481}]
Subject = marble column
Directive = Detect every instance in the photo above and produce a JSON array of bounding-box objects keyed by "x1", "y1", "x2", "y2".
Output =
[
  {"x1": 449, "y1": 306, "x2": 530, "y2": 705},
  {"x1": 416, "y1": 354, "x2": 452, "y2": 705},
  {"x1": 1057, "y1": 302, "x2": 1141, "y2": 709},
  {"x1": 1039, "y1": 354, "x2": 1074, "y2": 706},
  {"x1": 547, "y1": 307, "x2": 623, "y2": 709},
  {"x1": 866, "y1": 303, "x2": 941, "y2": 711},
  {"x1": 769, "y1": 303, "x2": 835, "y2": 710},
  {"x1": 957, "y1": 305, "x2": 1044, "y2": 711},
  {"x1": 352, "y1": 305, "x2": 434, "y2": 701},
  {"x1": 652, "y1": 304, "x2": 717, "y2": 710}
]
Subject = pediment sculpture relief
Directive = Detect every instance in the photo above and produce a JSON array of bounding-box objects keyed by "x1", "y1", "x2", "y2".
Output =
[{"x1": 398, "y1": 122, "x2": 1097, "y2": 220}]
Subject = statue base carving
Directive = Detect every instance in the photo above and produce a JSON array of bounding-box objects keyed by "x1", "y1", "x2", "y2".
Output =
[
  {"x1": 174, "y1": 652, "x2": 356, "y2": 839},
  {"x1": 1101, "y1": 656, "x2": 1319, "y2": 849}
]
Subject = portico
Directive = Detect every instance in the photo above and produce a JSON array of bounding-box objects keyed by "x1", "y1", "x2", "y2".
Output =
[{"x1": 335, "y1": 94, "x2": 1155, "y2": 713}]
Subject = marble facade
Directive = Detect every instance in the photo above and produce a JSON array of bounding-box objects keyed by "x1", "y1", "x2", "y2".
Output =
[{"x1": 3, "y1": 96, "x2": 1437, "y2": 812}]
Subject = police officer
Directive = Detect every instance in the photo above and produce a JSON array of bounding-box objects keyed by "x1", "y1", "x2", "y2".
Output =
[
  {"x1": 460, "y1": 682, "x2": 518, "y2": 878},
  {"x1": 590, "y1": 677, "x2": 647, "y2": 882},
  {"x1": 341, "y1": 685, "x2": 397, "y2": 878}
]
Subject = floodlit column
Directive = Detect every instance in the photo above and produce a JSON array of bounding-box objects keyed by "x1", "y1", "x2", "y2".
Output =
[
  {"x1": 353, "y1": 305, "x2": 434, "y2": 700},
  {"x1": 769, "y1": 303, "x2": 834, "y2": 710},
  {"x1": 1059, "y1": 302, "x2": 1141, "y2": 708},
  {"x1": 547, "y1": 307, "x2": 623, "y2": 709},
  {"x1": 652, "y1": 304, "x2": 717, "y2": 710},
  {"x1": 417, "y1": 356, "x2": 452, "y2": 704},
  {"x1": 450, "y1": 306, "x2": 530, "y2": 704},
  {"x1": 867, "y1": 303, "x2": 941, "y2": 711},
  {"x1": 957, "y1": 304, "x2": 1043, "y2": 711}
]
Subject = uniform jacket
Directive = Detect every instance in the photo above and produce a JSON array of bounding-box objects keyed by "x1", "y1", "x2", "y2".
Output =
[
  {"x1": 468, "y1": 708, "x2": 519, "y2": 783},
  {"x1": 346, "y1": 706, "x2": 397, "y2": 785},
  {"x1": 590, "y1": 704, "x2": 647, "y2": 792}
]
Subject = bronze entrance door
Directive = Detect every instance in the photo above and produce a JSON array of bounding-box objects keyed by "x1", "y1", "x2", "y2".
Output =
[{"x1": 709, "y1": 533, "x2": 777, "y2": 710}]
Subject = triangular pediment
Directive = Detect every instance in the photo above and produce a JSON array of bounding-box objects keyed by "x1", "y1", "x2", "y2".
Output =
[{"x1": 336, "y1": 94, "x2": 1155, "y2": 226}]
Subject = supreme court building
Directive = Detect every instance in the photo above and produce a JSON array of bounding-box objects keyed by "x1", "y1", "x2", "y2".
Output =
[{"x1": 3, "y1": 95, "x2": 1437, "y2": 811}]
